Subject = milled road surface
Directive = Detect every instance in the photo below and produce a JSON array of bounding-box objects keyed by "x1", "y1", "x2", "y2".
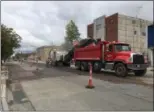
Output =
[
  {"x1": 27, "y1": 61, "x2": 153, "y2": 87},
  {"x1": 7, "y1": 61, "x2": 153, "y2": 111}
]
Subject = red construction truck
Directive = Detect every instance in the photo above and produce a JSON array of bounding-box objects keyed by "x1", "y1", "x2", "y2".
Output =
[{"x1": 73, "y1": 40, "x2": 148, "y2": 77}]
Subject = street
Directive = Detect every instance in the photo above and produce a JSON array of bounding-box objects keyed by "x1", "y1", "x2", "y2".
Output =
[{"x1": 7, "y1": 61, "x2": 153, "y2": 111}]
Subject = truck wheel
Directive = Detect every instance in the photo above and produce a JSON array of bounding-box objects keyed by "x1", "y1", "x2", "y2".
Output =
[
  {"x1": 81, "y1": 62, "x2": 88, "y2": 71},
  {"x1": 75, "y1": 61, "x2": 81, "y2": 70},
  {"x1": 134, "y1": 69, "x2": 147, "y2": 76},
  {"x1": 53, "y1": 61, "x2": 57, "y2": 67},
  {"x1": 93, "y1": 62, "x2": 101, "y2": 73},
  {"x1": 57, "y1": 61, "x2": 63, "y2": 66},
  {"x1": 46, "y1": 62, "x2": 49, "y2": 68},
  {"x1": 115, "y1": 63, "x2": 127, "y2": 77}
]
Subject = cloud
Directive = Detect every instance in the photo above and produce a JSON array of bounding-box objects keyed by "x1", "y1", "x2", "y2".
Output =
[{"x1": 1, "y1": 1, "x2": 153, "y2": 53}]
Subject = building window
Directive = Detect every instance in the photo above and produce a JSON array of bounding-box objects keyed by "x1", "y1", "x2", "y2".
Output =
[
  {"x1": 142, "y1": 32, "x2": 146, "y2": 36},
  {"x1": 140, "y1": 24, "x2": 142, "y2": 28},
  {"x1": 139, "y1": 21, "x2": 142, "y2": 28},
  {"x1": 110, "y1": 19, "x2": 114, "y2": 24},
  {"x1": 134, "y1": 30, "x2": 137, "y2": 35},
  {"x1": 96, "y1": 24, "x2": 101, "y2": 30},
  {"x1": 132, "y1": 20, "x2": 136, "y2": 24}
]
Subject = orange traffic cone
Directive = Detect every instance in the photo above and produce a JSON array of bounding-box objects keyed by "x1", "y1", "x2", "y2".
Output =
[
  {"x1": 86, "y1": 63, "x2": 95, "y2": 89},
  {"x1": 86, "y1": 75, "x2": 95, "y2": 89}
]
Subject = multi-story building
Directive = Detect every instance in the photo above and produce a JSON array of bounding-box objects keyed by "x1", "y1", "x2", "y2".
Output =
[
  {"x1": 93, "y1": 15, "x2": 106, "y2": 40},
  {"x1": 87, "y1": 13, "x2": 153, "y2": 54},
  {"x1": 36, "y1": 45, "x2": 61, "y2": 61},
  {"x1": 117, "y1": 13, "x2": 152, "y2": 54},
  {"x1": 87, "y1": 23, "x2": 94, "y2": 39}
]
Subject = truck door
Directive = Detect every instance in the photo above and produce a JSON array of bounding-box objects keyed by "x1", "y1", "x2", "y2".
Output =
[{"x1": 104, "y1": 44, "x2": 114, "y2": 61}]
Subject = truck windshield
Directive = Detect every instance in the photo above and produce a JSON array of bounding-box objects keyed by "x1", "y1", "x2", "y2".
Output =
[{"x1": 115, "y1": 44, "x2": 131, "y2": 51}]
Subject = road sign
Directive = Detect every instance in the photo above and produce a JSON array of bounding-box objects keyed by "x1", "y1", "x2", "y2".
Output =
[{"x1": 148, "y1": 24, "x2": 154, "y2": 49}]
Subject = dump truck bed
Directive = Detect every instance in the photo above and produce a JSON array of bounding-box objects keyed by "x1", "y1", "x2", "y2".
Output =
[{"x1": 74, "y1": 43, "x2": 102, "y2": 61}]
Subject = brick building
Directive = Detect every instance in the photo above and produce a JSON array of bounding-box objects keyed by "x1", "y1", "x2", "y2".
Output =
[
  {"x1": 87, "y1": 13, "x2": 153, "y2": 54},
  {"x1": 87, "y1": 23, "x2": 94, "y2": 39}
]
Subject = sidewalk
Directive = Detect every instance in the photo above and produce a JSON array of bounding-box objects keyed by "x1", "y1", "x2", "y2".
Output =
[
  {"x1": 0, "y1": 101, "x2": 2, "y2": 111},
  {"x1": 1, "y1": 66, "x2": 9, "y2": 111}
]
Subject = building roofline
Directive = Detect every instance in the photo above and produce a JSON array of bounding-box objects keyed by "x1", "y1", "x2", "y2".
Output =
[
  {"x1": 117, "y1": 13, "x2": 153, "y2": 22},
  {"x1": 87, "y1": 23, "x2": 94, "y2": 26},
  {"x1": 88, "y1": 12, "x2": 153, "y2": 26}
]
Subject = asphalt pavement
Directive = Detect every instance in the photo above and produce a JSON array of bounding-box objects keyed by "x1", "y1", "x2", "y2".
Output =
[{"x1": 6, "y1": 61, "x2": 153, "y2": 111}]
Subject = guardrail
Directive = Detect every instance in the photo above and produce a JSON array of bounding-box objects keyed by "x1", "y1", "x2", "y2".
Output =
[{"x1": 1, "y1": 66, "x2": 9, "y2": 111}]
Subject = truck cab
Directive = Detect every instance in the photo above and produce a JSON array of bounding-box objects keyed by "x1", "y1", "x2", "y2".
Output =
[{"x1": 103, "y1": 41, "x2": 148, "y2": 77}]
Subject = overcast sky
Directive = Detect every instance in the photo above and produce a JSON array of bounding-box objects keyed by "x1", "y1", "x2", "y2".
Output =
[{"x1": 1, "y1": 1, "x2": 153, "y2": 53}]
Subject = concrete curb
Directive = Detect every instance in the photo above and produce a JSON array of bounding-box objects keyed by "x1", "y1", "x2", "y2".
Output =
[
  {"x1": 1, "y1": 98, "x2": 9, "y2": 111},
  {"x1": 1, "y1": 84, "x2": 9, "y2": 111},
  {"x1": 1, "y1": 69, "x2": 9, "y2": 111}
]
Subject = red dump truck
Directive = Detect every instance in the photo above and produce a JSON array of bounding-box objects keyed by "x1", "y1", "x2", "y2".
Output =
[{"x1": 73, "y1": 40, "x2": 148, "y2": 77}]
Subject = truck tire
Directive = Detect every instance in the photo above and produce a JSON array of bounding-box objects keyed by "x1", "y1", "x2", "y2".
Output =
[
  {"x1": 52, "y1": 61, "x2": 57, "y2": 67},
  {"x1": 75, "y1": 61, "x2": 81, "y2": 70},
  {"x1": 46, "y1": 61, "x2": 50, "y2": 68},
  {"x1": 115, "y1": 63, "x2": 127, "y2": 77},
  {"x1": 93, "y1": 62, "x2": 101, "y2": 73},
  {"x1": 46, "y1": 62, "x2": 49, "y2": 67},
  {"x1": 57, "y1": 61, "x2": 63, "y2": 66},
  {"x1": 81, "y1": 62, "x2": 88, "y2": 71},
  {"x1": 134, "y1": 69, "x2": 147, "y2": 76}
]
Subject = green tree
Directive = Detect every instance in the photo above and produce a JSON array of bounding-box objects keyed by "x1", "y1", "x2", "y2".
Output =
[
  {"x1": 63, "y1": 20, "x2": 81, "y2": 51},
  {"x1": 1, "y1": 24, "x2": 21, "y2": 63}
]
